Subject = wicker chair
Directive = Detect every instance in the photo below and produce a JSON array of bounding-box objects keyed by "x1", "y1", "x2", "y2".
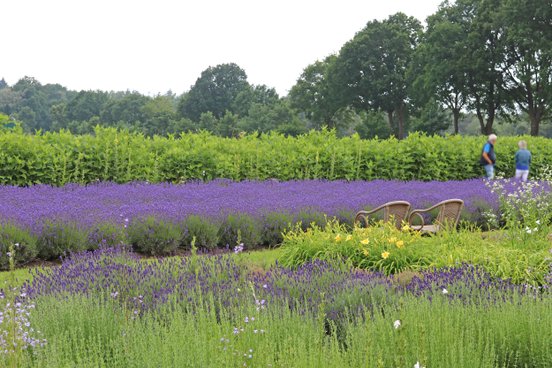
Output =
[
  {"x1": 408, "y1": 199, "x2": 464, "y2": 233},
  {"x1": 354, "y1": 201, "x2": 412, "y2": 230}
]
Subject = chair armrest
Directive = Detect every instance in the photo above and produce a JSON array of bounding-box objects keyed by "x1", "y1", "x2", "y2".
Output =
[
  {"x1": 354, "y1": 204, "x2": 387, "y2": 225},
  {"x1": 408, "y1": 210, "x2": 427, "y2": 231}
]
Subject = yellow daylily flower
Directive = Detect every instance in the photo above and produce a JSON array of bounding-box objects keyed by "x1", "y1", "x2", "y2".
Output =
[
  {"x1": 381, "y1": 251, "x2": 390, "y2": 259},
  {"x1": 334, "y1": 234, "x2": 342, "y2": 242},
  {"x1": 345, "y1": 235, "x2": 353, "y2": 242},
  {"x1": 387, "y1": 237, "x2": 397, "y2": 244},
  {"x1": 362, "y1": 249, "x2": 370, "y2": 256},
  {"x1": 401, "y1": 224, "x2": 411, "y2": 232},
  {"x1": 360, "y1": 238, "x2": 370, "y2": 245},
  {"x1": 396, "y1": 240, "x2": 404, "y2": 248}
]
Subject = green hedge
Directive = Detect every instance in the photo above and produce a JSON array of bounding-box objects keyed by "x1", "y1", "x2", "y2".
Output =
[{"x1": 0, "y1": 127, "x2": 550, "y2": 185}]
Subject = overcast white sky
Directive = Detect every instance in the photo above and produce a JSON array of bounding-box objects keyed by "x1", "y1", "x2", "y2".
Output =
[{"x1": 2, "y1": 0, "x2": 443, "y2": 96}]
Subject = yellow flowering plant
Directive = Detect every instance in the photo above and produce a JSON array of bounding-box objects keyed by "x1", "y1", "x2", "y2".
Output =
[{"x1": 280, "y1": 219, "x2": 425, "y2": 275}]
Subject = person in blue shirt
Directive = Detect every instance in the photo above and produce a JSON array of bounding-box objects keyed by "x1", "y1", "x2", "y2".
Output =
[
  {"x1": 514, "y1": 140, "x2": 531, "y2": 182},
  {"x1": 480, "y1": 134, "x2": 497, "y2": 179}
]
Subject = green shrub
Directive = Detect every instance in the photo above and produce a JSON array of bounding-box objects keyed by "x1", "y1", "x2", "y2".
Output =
[
  {"x1": 36, "y1": 221, "x2": 87, "y2": 260},
  {"x1": 86, "y1": 222, "x2": 127, "y2": 250},
  {"x1": 218, "y1": 214, "x2": 261, "y2": 249},
  {"x1": 2, "y1": 128, "x2": 552, "y2": 185},
  {"x1": 180, "y1": 215, "x2": 220, "y2": 250},
  {"x1": 260, "y1": 212, "x2": 293, "y2": 246},
  {"x1": 127, "y1": 216, "x2": 180, "y2": 255},
  {"x1": 294, "y1": 210, "x2": 327, "y2": 231},
  {"x1": 280, "y1": 221, "x2": 551, "y2": 285},
  {"x1": 0, "y1": 223, "x2": 38, "y2": 269}
]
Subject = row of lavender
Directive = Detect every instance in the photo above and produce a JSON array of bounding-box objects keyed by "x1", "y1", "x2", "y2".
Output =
[
  {"x1": 25, "y1": 246, "x2": 552, "y2": 317},
  {"x1": 1, "y1": 179, "x2": 496, "y2": 228},
  {"x1": 0, "y1": 180, "x2": 498, "y2": 266}
]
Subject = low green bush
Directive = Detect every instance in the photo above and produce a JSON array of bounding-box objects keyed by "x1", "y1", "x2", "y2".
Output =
[
  {"x1": 180, "y1": 215, "x2": 220, "y2": 250},
  {"x1": 86, "y1": 222, "x2": 127, "y2": 249},
  {"x1": 280, "y1": 220, "x2": 552, "y2": 285},
  {"x1": 36, "y1": 220, "x2": 87, "y2": 260},
  {"x1": 260, "y1": 212, "x2": 293, "y2": 246},
  {"x1": 294, "y1": 210, "x2": 328, "y2": 231},
  {"x1": 127, "y1": 216, "x2": 180, "y2": 255},
  {"x1": 0, "y1": 223, "x2": 38, "y2": 269},
  {"x1": 218, "y1": 214, "x2": 262, "y2": 250}
]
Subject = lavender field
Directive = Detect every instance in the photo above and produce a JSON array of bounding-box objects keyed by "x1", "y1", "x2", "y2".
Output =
[
  {"x1": 3, "y1": 247, "x2": 551, "y2": 367},
  {"x1": 0, "y1": 179, "x2": 496, "y2": 231}
]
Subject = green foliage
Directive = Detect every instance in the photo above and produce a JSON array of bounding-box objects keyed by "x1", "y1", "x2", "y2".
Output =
[
  {"x1": 260, "y1": 212, "x2": 293, "y2": 246},
  {"x1": 36, "y1": 221, "x2": 87, "y2": 260},
  {"x1": 178, "y1": 63, "x2": 250, "y2": 121},
  {"x1": 180, "y1": 215, "x2": 220, "y2": 250},
  {"x1": 4, "y1": 259, "x2": 551, "y2": 367},
  {"x1": 331, "y1": 13, "x2": 422, "y2": 138},
  {"x1": 86, "y1": 222, "x2": 127, "y2": 250},
  {"x1": 1, "y1": 128, "x2": 552, "y2": 185},
  {"x1": 127, "y1": 216, "x2": 180, "y2": 256},
  {"x1": 280, "y1": 221, "x2": 551, "y2": 285},
  {"x1": 218, "y1": 214, "x2": 261, "y2": 250},
  {"x1": 0, "y1": 223, "x2": 38, "y2": 270}
]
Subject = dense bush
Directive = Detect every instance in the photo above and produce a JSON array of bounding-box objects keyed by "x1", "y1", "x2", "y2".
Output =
[
  {"x1": 260, "y1": 212, "x2": 293, "y2": 245},
  {"x1": 218, "y1": 214, "x2": 262, "y2": 250},
  {"x1": 1, "y1": 128, "x2": 552, "y2": 185},
  {"x1": 36, "y1": 221, "x2": 87, "y2": 260},
  {"x1": 86, "y1": 222, "x2": 127, "y2": 250},
  {"x1": 180, "y1": 215, "x2": 220, "y2": 250},
  {"x1": 0, "y1": 223, "x2": 38, "y2": 269},
  {"x1": 127, "y1": 216, "x2": 180, "y2": 255}
]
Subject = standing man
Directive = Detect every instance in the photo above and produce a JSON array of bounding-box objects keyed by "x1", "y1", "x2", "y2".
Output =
[{"x1": 480, "y1": 134, "x2": 497, "y2": 179}]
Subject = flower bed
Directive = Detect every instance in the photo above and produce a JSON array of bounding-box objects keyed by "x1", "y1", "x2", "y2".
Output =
[{"x1": 1, "y1": 247, "x2": 549, "y2": 367}]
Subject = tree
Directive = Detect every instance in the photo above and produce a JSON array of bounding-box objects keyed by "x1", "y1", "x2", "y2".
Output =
[
  {"x1": 141, "y1": 93, "x2": 177, "y2": 135},
  {"x1": 100, "y1": 92, "x2": 150, "y2": 125},
  {"x1": 11, "y1": 76, "x2": 50, "y2": 130},
  {"x1": 66, "y1": 90, "x2": 109, "y2": 122},
  {"x1": 178, "y1": 63, "x2": 250, "y2": 121},
  {"x1": 289, "y1": 55, "x2": 339, "y2": 127},
  {"x1": 499, "y1": 0, "x2": 552, "y2": 136},
  {"x1": 0, "y1": 78, "x2": 7, "y2": 90},
  {"x1": 330, "y1": 13, "x2": 422, "y2": 138},
  {"x1": 231, "y1": 85, "x2": 280, "y2": 117},
  {"x1": 409, "y1": 99, "x2": 450, "y2": 135},
  {"x1": 411, "y1": 7, "x2": 469, "y2": 134},
  {"x1": 237, "y1": 100, "x2": 298, "y2": 134}
]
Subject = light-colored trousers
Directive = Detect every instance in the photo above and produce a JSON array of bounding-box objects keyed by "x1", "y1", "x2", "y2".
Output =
[{"x1": 515, "y1": 169, "x2": 529, "y2": 182}]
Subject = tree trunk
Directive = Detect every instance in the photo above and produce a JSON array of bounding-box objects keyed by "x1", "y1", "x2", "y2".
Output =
[
  {"x1": 452, "y1": 109, "x2": 460, "y2": 135},
  {"x1": 484, "y1": 110, "x2": 495, "y2": 135},
  {"x1": 386, "y1": 110, "x2": 395, "y2": 136},
  {"x1": 397, "y1": 102, "x2": 405, "y2": 140},
  {"x1": 476, "y1": 108, "x2": 485, "y2": 134},
  {"x1": 529, "y1": 113, "x2": 540, "y2": 136}
]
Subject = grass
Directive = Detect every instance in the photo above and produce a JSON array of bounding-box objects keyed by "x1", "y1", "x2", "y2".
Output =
[
  {"x1": 7, "y1": 283, "x2": 552, "y2": 367},
  {"x1": 1, "y1": 242, "x2": 551, "y2": 367}
]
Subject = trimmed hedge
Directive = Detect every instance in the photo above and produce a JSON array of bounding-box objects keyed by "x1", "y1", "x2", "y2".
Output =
[{"x1": 0, "y1": 128, "x2": 551, "y2": 185}]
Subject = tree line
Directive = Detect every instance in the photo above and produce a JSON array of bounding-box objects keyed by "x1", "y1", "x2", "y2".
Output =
[{"x1": 1, "y1": 0, "x2": 551, "y2": 138}]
